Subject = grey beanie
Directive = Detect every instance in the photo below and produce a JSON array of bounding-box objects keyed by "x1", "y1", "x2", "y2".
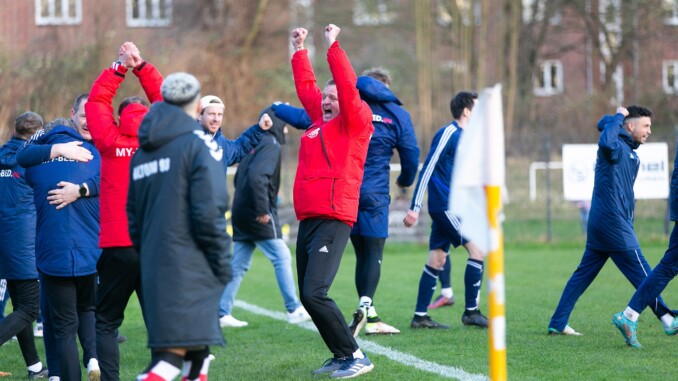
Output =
[{"x1": 161, "y1": 72, "x2": 201, "y2": 106}]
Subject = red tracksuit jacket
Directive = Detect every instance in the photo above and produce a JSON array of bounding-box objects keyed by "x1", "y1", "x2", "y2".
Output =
[
  {"x1": 292, "y1": 41, "x2": 373, "y2": 226},
  {"x1": 85, "y1": 62, "x2": 163, "y2": 248}
]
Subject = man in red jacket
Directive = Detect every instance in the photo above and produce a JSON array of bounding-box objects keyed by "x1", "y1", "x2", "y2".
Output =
[
  {"x1": 290, "y1": 24, "x2": 374, "y2": 379},
  {"x1": 85, "y1": 41, "x2": 163, "y2": 381}
]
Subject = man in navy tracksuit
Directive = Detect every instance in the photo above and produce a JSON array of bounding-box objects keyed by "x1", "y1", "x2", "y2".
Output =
[
  {"x1": 22, "y1": 121, "x2": 102, "y2": 381},
  {"x1": 549, "y1": 106, "x2": 676, "y2": 337},
  {"x1": 403, "y1": 91, "x2": 488, "y2": 329},
  {"x1": 273, "y1": 68, "x2": 420, "y2": 336},
  {"x1": 0, "y1": 111, "x2": 48, "y2": 378}
]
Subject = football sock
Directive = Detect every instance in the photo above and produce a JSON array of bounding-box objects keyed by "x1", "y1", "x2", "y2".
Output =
[
  {"x1": 465, "y1": 259, "x2": 484, "y2": 309},
  {"x1": 27, "y1": 362, "x2": 43, "y2": 372},
  {"x1": 415, "y1": 265, "x2": 440, "y2": 314},
  {"x1": 143, "y1": 351, "x2": 183, "y2": 381},
  {"x1": 661, "y1": 313, "x2": 673, "y2": 328},
  {"x1": 182, "y1": 348, "x2": 211, "y2": 381},
  {"x1": 623, "y1": 307, "x2": 640, "y2": 322},
  {"x1": 352, "y1": 349, "x2": 365, "y2": 359},
  {"x1": 359, "y1": 296, "x2": 372, "y2": 309},
  {"x1": 440, "y1": 256, "x2": 451, "y2": 289},
  {"x1": 441, "y1": 287, "x2": 453, "y2": 299}
]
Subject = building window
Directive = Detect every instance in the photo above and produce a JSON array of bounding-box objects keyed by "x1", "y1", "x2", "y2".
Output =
[
  {"x1": 126, "y1": 0, "x2": 172, "y2": 27},
  {"x1": 533, "y1": 60, "x2": 563, "y2": 96},
  {"x1": 353, "y1": 0, "x2": 396, "y2": 26},
  {"x1": 663, "y1": 61, "x2": 678, "y2": 94},
  {"x1": 662, "y1": 0, "x2": 678, "y2": 25},
  {"x1": 35, "y1": 0, "x2": 82, "y2": 25}
]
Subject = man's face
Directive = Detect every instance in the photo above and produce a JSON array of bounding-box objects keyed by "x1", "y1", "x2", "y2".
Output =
[
  {"x1": 626, "y1": 116, "x2": 652, "y2": 144},
  {"x1": 198, "y1": 105, "x2": 224, "y2": 134},
  {"x1": 71, "y1": 100, "x2": 90, "y2": 140},
  {"x1": 321, "y1": 85, "x2": 339, "y2": 122}
]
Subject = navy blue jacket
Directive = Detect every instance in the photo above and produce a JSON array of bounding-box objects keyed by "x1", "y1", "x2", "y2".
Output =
[
  {"x1": 586, "y1": 113, "x2": 641, "y2": 251},
  {"x1": 0, "y1": 138, "x2": 38, "y2": 280},
  {"x1": 274, "y1": 76, "x2": 419, "y2": 195},
  {"x1": 410, "y1": 121, "x2": 462, "y2": 214},
  {"x1": 22, "y1": 126, "x2": 102, "y2": 276},
  {"x1": 671, "y1": 147, "x2": 678, "y2": 222},
  {"x1": 210, "y1": 126, "x2": 265, "y2": 173}
]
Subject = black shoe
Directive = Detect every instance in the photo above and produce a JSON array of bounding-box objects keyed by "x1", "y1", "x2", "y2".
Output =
[
  {"x1": 410, "y1": 315, "x2": 450, "y2": 329},
  {"x1": 348, "y1": 307, "x2": 366, "y2": 337},
  {"x1": 28, "y1": 366, "x2": 48, "y2": 379},
  {"x1": 462, "y1": 309, "x2": 488, "y2": 328},
  {"x1": 117, "y1": 334, "x2": 127, "y2": 343}
]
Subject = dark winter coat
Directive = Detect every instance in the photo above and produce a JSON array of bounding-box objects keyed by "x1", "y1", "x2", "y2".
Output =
[
  {"x1": 586, "y1": 113, "x2": 641, "y2": 251},
  {"x1": 0, "y1": 138, "x2": 38, "y2": 280},
  {"x1": 127, "y1": 101, "x2": 231, "y2": 348},
  {"x1": 232, "y1": 107, "x2": 286, "y2": 241}
]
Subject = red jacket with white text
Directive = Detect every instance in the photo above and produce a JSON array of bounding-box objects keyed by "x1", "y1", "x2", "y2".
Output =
[
  {"x1": 85, "y1": 62, "x2": 163, "y2": 248},
  {"x1": 292, "y1": 41, "x2": 373, "y2": 226}
]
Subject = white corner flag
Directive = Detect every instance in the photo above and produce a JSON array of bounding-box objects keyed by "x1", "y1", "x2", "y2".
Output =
[{"x1": 450, "y1": 84, "x2": 506, "y2": 381}]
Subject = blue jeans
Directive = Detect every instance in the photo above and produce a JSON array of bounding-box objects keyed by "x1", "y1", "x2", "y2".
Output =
[{"x1": 219, "y1": 239, "x2": 301, "y2": 316}]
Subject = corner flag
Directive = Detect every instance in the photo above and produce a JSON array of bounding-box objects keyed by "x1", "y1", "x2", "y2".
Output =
[{"x1": 450, "y1": 84, "x2": 506, "y2": 381}]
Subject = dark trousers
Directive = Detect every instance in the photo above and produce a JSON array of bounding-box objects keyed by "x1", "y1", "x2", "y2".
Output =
[
  {"x1": 629, "y1": 223, "x2": 678, "y2": 313},
  {"x1": 41, "y1": 272, "x2": 97, "y2": 381},
  {"x1": 350, "y1": 235, "x2": 385, "y2": 300},
  {"x1": 549, "y1": 247, "x2": 672, "y2": 331},
  {"x1": 96, "y1": 247, "x2": 143, "y2": 381},
  {"x1": 0, "y1": 279, "x2": 40, "y2": 366},
  {"x1": 296, "y1": 218, "x2": 357, "y2": 359}
]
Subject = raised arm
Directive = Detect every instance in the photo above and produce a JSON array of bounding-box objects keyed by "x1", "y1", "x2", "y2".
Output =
[
  {"x1": 272, "y1": 103, "x2": 312, "y2": 130},
  {"x1": 597, "y1": 107, "x2": 628, "y2": 163},
  {"x1": 290, "y1": 27, "x2": 323, "y2": 123},
  {"x1": 324, "y1": 24, "x2": 372, "y2": 136}
]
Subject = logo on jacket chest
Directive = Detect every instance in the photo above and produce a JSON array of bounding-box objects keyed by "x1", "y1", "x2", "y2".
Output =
[
  {"x1": 116, "y1": 147, "x2": 137, "y2": 157},
  {"x1": 373, "y1": 114, "x2": 393, "y2": 125},
  {"x1": 307, "y1": 128, "x2": 320, "y2": 139},
  {"x1": 0, "y1": 169, "x2": 20, "y2": 178}
]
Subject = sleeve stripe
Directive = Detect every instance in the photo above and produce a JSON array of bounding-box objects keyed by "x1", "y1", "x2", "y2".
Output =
[{"x1": 411, "y1": 123, "x2": 456, "y2": 211}]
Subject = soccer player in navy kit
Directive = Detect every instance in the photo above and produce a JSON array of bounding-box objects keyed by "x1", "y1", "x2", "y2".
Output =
[{"x1": 404, "y1": 91, "x2": 489, "y2": 329}]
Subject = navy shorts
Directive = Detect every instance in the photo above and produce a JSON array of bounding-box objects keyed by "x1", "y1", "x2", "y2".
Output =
[
  {"x1": 351, "y1": 193, "x2": 390, "y2": 238},
  {"x1": 429, "y1": 210, "x2": 469, "y2": 252}
]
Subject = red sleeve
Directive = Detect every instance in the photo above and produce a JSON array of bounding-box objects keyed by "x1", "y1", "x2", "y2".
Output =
[
  {"x1": 133, "y1": 62, "x2": 163, "y2": 103},
  {"x1": 326, "y1": 41, "x2": 372, "y2": 136},
  {"x1": 86, "y1": 67, "x2": 124, "y2": 152},
  {"x1": 292, "y1": 50, "x2": 323, "y2": 124}
]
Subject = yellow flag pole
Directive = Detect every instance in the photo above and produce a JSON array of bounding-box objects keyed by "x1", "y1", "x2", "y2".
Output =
[{"x1": 486, "y1": 184, "x2": 506, "y2": 381}]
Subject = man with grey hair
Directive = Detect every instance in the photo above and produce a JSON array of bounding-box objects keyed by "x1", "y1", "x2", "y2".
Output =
[{"x1": 128, "y1": 72, "x2": 272, "y2": 381}]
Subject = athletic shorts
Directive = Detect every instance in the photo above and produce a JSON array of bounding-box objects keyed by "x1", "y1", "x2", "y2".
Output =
[
  {"x1": 351, "y1": 193, "x2": 390, "y2": 238},
  {"x1": 429, "y1": 210, "x2": 469, "y2": 251}
]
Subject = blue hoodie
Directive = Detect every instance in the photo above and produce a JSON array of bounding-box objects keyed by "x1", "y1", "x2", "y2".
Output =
[
  {"x1": 0, "y1": 137, "x2": 38, "y2": 280},
  {"x1": 23, "y1": 126, "x2": 102, "y2": 276},
  {"x1": 586, "y1": 113, "x2": 641, "y2": 251},
  {"x1": 273, "y1": 75, "x2": 420, "y2": 194}
]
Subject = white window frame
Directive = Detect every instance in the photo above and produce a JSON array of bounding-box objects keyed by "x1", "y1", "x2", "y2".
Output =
[
  {"x1": 353, "y1": 0, "x2": 396, "y2": 26},
  {"x1": 663, "y1": 60, "x2": 678, "y2": 94},
  {"x1": 533, "y1": 60, "x2": 563, "y2": 96},
  {"x1": 35, "y1": 0, "x2": 82, "y2": 26},
  {"x1": 126, "y1": 0, "x2": 172, "y2": 28},
  {"x1": 662, "y1": 0, "x2": 678, "y2": 25}
]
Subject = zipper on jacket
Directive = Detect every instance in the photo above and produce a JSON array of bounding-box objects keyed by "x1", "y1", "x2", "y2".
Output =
[{"x1": 318, "y1": 129, "x2": 335, "y2": 210}]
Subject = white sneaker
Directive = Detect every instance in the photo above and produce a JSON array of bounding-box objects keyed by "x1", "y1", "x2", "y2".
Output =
[
  {"x1": 287, "y1": 306, "x2": 312, "y2": 324},
  {"x1": 365, "y1": 321, "x2": 401, "y2": 335},
  {"x1": 87, "y1": 358, "x2": 101, "y2": 381},
  {"x1": 49, "y1": 377, "x2": 60, "y2": 381},
  {"x1": 219, "y1": 315, "x2": 248, "y2": 328},
  {"x1": 34, "y1": 322, "x2": 44, "y2": 338}
]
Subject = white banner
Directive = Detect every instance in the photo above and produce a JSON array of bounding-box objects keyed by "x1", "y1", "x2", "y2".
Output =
[{"x1": 562, "y1": 142, "x2": 669, "y2": 201}]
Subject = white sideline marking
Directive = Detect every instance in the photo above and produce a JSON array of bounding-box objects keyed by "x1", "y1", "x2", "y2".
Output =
[{"x1": 234, "y1": 300, "x2": 489, "y2": 381}]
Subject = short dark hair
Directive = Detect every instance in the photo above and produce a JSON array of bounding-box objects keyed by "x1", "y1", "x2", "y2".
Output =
[
  {"x1": 450, "y1": 91, "x2": 478, "y2": 119},
  {"x1": 72, "y1": 93, "x2": 89, "y2": 113},
  {"x1": 325, "y1": 79, "x2": 335, "y2": 87},
  {"x1": 15, "y1": 112, "x2": 43, "y2": 138},
  {"x1": 362, "y1": 67, "x2": 392, "y2": 87},
  {"x1": 44, "y1": 117, "x2": 75, "y2": 133},
  {"x1": 118, "y1": 96, "x2": 149, "y2": 116},
  {"x1": 625, "y1": 105, "x2": 652, "y2": 121}
]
